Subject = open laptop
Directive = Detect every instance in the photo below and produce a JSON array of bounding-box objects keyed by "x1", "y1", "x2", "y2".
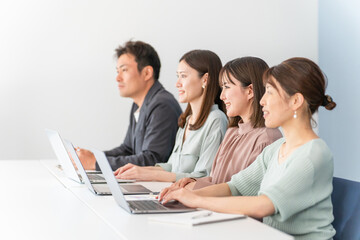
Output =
[
  {"x1": 45, "y1": 129, "x2": 133, "y2": 184},
  {"x1": 63, "y1": 139, "x2": 153, "y2": 195},
  {"x1": 93, "y1": 148, "x2": 195, "y2": 214}
]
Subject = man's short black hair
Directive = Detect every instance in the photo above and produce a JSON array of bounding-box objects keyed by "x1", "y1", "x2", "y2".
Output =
[{"x1": 115, "y1": 40, "x2": 161, "y2": 81}]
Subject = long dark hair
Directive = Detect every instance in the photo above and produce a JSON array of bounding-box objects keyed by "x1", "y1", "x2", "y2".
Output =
[
  {"x1": 219, "y1": 57, "x2": 269, "y2": 128},
  {"x1": 178, "y1": 50, "x2": 225, "y2": 130}
]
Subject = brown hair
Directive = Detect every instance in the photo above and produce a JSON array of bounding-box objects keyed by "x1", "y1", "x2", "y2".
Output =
[
  {"x1": 115, "y1": 40, "x2": 161, "y2": 81},
  {"x1": 219, "y1": 57, "x2": 269, "y2": 128},
  {"x1": 178, "y1": 50, "x2": 225, "y2": 130},
  {"x1": 263, "y1": 57, "x2": 336, "y2": 118}
]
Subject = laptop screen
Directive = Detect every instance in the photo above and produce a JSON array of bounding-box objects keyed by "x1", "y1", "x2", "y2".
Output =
[{"x1": 92, "y1": 148, "x2": 131, "y2": 213}]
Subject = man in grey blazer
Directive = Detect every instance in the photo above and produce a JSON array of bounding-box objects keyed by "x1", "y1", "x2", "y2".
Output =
[{"x1": 77, "y1": 41, "x2": 182, "y2": 171}]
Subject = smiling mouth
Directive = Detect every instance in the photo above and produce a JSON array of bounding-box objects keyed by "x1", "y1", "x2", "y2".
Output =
[{"x1": 263, "y1": 110, "x2": 269, "y2": 118}]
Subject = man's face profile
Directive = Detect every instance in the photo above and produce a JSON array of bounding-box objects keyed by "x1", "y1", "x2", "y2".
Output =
[{"x1": 116, "y1": 53, "x2": 146, "y2": 99}]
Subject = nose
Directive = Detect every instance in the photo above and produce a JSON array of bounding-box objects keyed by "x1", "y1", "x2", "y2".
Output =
[
  {"x1": 260, "y1": 94, "x2": 266, "y2": 106},
  {"x1": 175, "y1": 77, "x2": 182, "y2": 88},
  {"x1": 220, "y1": 87, "x2": 225, "y2": 101},
  {"x1": 116, "y1": 72, "x2": 122, "y2": 83}
]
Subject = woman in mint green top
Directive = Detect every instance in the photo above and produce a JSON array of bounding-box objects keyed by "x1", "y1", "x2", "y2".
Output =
[
  {"x1": 114, "y1": 50, "x2": 227, "y2": 182},
  {"x1": 160, "y1": 57, "x2": 337, "y2": 239},
  {"x1": 228, "y1": 138, "x2": 334, "y2": 239}
]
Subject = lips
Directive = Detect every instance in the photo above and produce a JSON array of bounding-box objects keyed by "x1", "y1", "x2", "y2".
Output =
[
  {"x1": 224, "y1": 102, "x2": 231, "y2": 109},
  {"x1": 262, "y1": 109, "x2": 269, "y2": 118}
]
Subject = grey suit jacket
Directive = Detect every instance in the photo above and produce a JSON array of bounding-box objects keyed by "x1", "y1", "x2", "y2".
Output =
[{"x1": 96, "y1": 81, "x2": 182, "y2": 171}]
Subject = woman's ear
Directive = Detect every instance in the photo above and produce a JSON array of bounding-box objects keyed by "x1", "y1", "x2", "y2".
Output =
[
  {"x1": 291, "y1": 92, "x2": 305, "y2": 111},
  {"x1": 247, "y1": 84, "x2": 254, "y2": 100},
  {"x1": 201, "y1": 73, "x2": 209, "y2": 87}
]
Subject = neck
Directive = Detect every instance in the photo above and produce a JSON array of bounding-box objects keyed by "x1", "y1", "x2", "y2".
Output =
[
  {"x1": 281, "y1": 117, "x2": 318, "y2": 147},
  {"x1": 189, "y1": 96, "x2": 208, "y2": 124},
  {"x1": 133, "y1": 81, "x2": 155, "y2": 109},
  {"x1": 239, "y1": 104, "x2": 253, "y2": 123}
]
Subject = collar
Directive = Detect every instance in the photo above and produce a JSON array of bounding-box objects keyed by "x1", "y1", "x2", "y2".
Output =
[
  {"x1": 237, "y1": 121, "x2": 255, "y2": 135},
  {"x1": 142, "y1": 81, "x2": 163, "y2": 108}
]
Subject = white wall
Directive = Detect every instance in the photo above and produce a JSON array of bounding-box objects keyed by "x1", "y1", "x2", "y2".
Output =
[
  {"x1": 0, "y1": 0, "x2": 318, "y2": 159},
  {"x1": 319, "y1": 0, "x2": 360, "y2": 182}
]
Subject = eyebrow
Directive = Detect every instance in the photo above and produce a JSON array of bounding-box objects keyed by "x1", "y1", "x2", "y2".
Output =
[
  {"x1": 117, "y1": 64, "x2": 128, "y2": 69},
  {"x1": 176, "y1": 70, "x2": 187, "y2": 74}
]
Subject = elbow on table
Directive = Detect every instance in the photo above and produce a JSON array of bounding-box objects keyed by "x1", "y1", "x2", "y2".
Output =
[{"x1": 250, "y1": 195, "x2": 275, "y2": 219}]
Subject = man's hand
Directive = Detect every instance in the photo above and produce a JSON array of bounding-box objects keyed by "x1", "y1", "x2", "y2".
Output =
[{"x1": 76, "y1": 148, "x2": 96, "y2": 170}]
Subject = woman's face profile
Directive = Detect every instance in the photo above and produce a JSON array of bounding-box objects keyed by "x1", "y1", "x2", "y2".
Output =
[{"x1": 176, "y1": 60, "x2": 205, "y2": 104}]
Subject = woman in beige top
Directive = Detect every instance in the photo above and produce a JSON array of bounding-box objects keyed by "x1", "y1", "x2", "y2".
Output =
[{"x1": 164, "y1": 57, "x2": 282, "y2": 190}]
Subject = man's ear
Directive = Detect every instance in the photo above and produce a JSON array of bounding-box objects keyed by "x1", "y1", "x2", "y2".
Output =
[
  {"x1": 291, "y1": 92, "x2": 305, "y2": 111},
  {"x1": 142, "y1": 66, "x2": 154, "y2": 82},
  {"x1": 247, "y1": 84, "x2": 254, "y2": 100}
]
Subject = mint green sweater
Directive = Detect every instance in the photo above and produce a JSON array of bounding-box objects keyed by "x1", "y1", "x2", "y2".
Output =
[{"x1": 227, "y1": 138, "x2": 335, "y2": 240}]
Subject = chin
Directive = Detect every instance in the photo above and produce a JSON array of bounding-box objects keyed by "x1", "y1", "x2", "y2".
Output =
[
  {"x1": 178, "y1": 98, "x2": 187, "y2": 103},
  {"x1": 264, "y1": 120, "x2": 280, "y2": 129},
  {"x1": 226, "y1": 112, "x2": 236, "y2": 118}
]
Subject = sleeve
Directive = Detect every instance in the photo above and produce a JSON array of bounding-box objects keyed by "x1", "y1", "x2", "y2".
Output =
[
  {"x1": 258, "y1": 147, "x2": 332, "y2": 221},
  {"x1": 155, "y1": 144, "x2": 177, "y2": 172},
  {"x1": 174, "y1": 116, "x2": 227, "y2": 181},
  {"x1": 97, "y1": 101, "x2": 180, "y2": 171},
  {"x1": 227, "y1": 148, "x2": 268, "y2": 197}
]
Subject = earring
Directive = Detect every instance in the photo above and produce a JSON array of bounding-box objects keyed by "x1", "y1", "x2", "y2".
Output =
[
  {"x1": 202, "y1": 85, "x2": 206, "y2": 89},
  {"x1": 293, "y1": 111, "x2": 297, "y2": 119}
]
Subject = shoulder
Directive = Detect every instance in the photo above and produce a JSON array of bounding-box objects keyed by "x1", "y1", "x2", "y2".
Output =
[
  {"x1": 261, "y1": 138, "x2": 285, "y2": 157},
  {"x1": 204, "y1": 108, "x2": 228, "y2": 133},
  {"x1": 253, "y1": 127, "x2": 283, "y2": 144},
  {"x1": 300, "y1": 139, "x2": 333, "y2": 169},
  {"x1": 145, "y1": 88, "x2": 181, "y2": 114},
  {"x1": 206, "y1": 106, "x2": 228, "y2": 125},
  {"x1": 149, "y1": 87, "x2": 178, "y2": 106}
]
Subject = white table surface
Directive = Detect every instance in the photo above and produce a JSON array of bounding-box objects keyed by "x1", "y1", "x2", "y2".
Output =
[{"x1": 0, "y1": 160, "x2": 294, "y2": 240}]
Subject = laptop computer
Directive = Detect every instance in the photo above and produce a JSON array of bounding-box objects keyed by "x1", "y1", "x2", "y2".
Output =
[
  {"x1": 45, "y1": 129, "x2": 134, "y2": 184},
  {"x1": 93, "y1": 148, "x2": 196, "y2": 214},
  {"x1": 63, "y1": 139, "x2": 153, "y2": 195}
]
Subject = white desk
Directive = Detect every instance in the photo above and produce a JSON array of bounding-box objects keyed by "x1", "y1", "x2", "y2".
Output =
[{"x1": 0, "y1": 160, "x2": 294, "y2": 240}]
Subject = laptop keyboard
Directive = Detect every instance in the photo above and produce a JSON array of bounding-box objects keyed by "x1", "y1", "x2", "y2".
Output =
[
  {"x1": 87, "y1": 174, "x2": 105, "y2": 181},
  {"x1": 128, "y1": 200, "x2": 168, "y2": 211}
]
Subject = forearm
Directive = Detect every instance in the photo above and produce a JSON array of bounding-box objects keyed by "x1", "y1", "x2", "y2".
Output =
[
  {"x1": 99, "y1": 151, "x2": 158, "y2": 171},
  {"x1": 193, "y1": 183, "x2": 232, "y2": 197},
  {"x1": 144, "y1": 166, "x2": 164, "y2": 171},
  {"x1": 195, "y1": 194, "x2": 275, "y2": 218},
  {"x1": 104, "y1": 144, "x2": 131, "y2": 157},
  {"x1": 153, "y1": 171, "x2": 176, "y2": 182}
]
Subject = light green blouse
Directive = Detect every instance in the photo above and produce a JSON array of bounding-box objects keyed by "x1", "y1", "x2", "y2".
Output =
[
  {"x1": 157, "y1": 105, "x2": 228, "y2": 181},
  {"x1": 227, "y1": 138, "x2": 335, "y2": 240}
]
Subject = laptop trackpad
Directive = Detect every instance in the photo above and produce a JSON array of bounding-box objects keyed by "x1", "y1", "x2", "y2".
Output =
[
  {"x1": 162, "y1": 201, "x2": 190, "y2": 209},
  {"x1": 120, "y1": 184, "x2": 152, "y2": 194}
]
